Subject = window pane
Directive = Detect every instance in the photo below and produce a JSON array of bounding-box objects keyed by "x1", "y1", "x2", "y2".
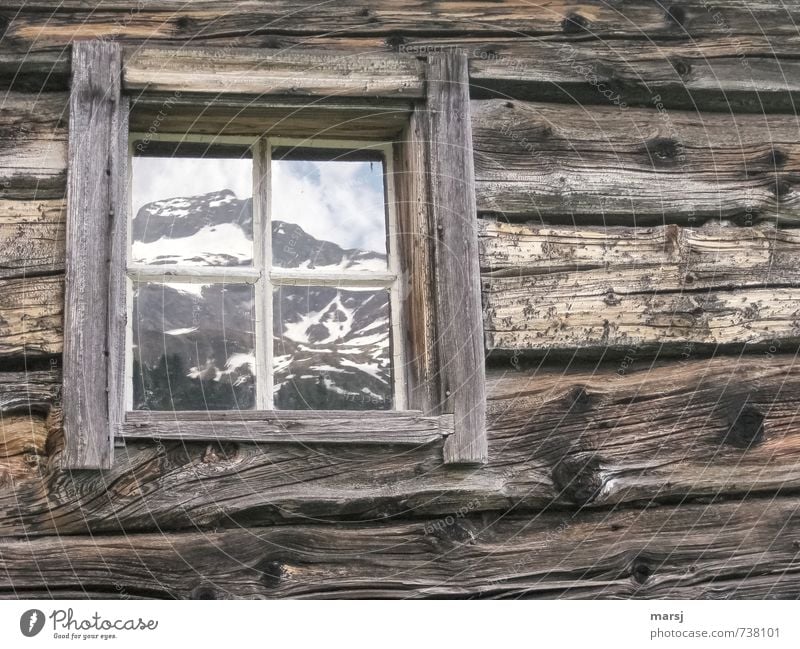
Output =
[
  {"x1": 131, "y1": 143, "x2": 253, "y2": 266},
  {"x1": 273, "y1": 285, "x2": 393, "y2": 410},
  {"x1": 132, "y1": 281, "x2": 256, "y2": 410},
  {"x1": 271, "y1": 147, "x2": 388, "y2": 271}
]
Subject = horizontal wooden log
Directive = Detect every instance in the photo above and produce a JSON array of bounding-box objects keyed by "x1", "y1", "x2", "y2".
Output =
[
  {"x1": 0, "y1": 369, "x2": 60, "y2": 415},
  {"x1": 0, "y1": 275, "x2": 62, "y2": 358},
  {"x1": 472, "y1": 99, "x2": 800, "y2": 223},
  {"x1": 130, "y1": 96, "x2": 412, "y2": 139},
  {"x1": 0, "y1": 92, "x2": 67, "y2": 199},
  {"x1": 123, "y1": 411, "x2": 453, "y2": 445},
  {"x1": 0, "y1": 199, "x2": 64, "y2": 278},
  {"x1": 481, "y1": 219, "x2": 800, "y2": 351},
  {"x1": 4, "y1": 2, "x2": 800, "y2": 51},
  {"x1": 123, "y1": 47, "x2": 425, "y2": 98},
  {"x1": 0, "y1": 496, "x2": 798, "y2": 598},
  {"x1": 0, "y1": 51, "x2": 69, "y2": 91},
  {"x1": 1, "y1": 354, "x2": 799, "y2": 534}
]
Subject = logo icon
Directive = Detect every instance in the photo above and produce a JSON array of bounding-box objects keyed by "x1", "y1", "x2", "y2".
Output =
[{"x1": 20, "y1": 609, "x2": 45, "y2": 637}]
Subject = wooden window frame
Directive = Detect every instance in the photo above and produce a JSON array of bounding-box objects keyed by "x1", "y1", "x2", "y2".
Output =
[{"x1": 62, "y1": 41, "x2": 486, "y2": 469}]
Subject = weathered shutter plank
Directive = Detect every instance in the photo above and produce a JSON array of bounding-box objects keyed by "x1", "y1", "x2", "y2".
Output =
[
  {"x1": 62, "y1": 41, "x2": 122, "y2": 469},
  {"x1": 426, "y1": 52, "x2": 487, "y2": 464}
]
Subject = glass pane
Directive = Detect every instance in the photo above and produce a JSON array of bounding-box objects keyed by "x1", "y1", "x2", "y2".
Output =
[
  {"x1": 271, "y1": 147, "x2": 388, "y2": 271},
  {"x1": 132, "y1": 281, "x2": 256, "y2": 410},
  {"x1": 131, "y1": 142, "x2": 253, "y2": 266},
  {"x1": 273, "y1": 285, "x2": 393, "y2": 410}
]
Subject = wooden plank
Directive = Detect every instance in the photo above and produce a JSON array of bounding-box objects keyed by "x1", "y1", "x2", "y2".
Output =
[
  {"x1": 107, "y1": 97, "x2": 129, "y2": 443},
  {"x1": 2, "y1": 353, "x2": 799, "y2": 534},
  {"x1": 123, "y1": 47, "x2": 425, "y2": 98},
  {"x1": 0, "y1": 369, "x2": 61, "y2": 415},
  {"x1": 5, "y1": 2, "x2": 800, "y2": 49},
  {"x1": 426, "y1": 51, "x2": 486, "y2": 464},
  {"x1": 0, "y1": 50, "x2": 70, "y2": 91},
  {"x1": 0, "y1": 92, "x2": 67, "y2": 200},
  {"x1": 472, "y1": 99, "x2": 800, "y2": 224},
  {"x1": 481, "y1": 219, "x2": 800, "y2": 285},
  {"x1": 0, "y1": 199, "x2": 65, "y2": 278},
  {"x1": 393, "y1": 113, "x2": 441, "y2": 414},
  {"x1": 62, "y1": 41, "x2": 122, "y2": 470},
  {"x1": 0, "y1": 496, "x2": 798, "y2": 598},
  {"x1": 122, "y1": 411, "x2": 454, "y2": 445},
  {"x1": 130, "y1": 97, "x2": 412, "y2": 139},
  {"x1": 0, "y1": 275, "x2": 62, "y2": 358},
  {"x1": 482, "y1": 219, "x2": 800, "y2": 351}
]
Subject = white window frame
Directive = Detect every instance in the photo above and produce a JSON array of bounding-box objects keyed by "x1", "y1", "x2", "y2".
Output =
[{"x1": 125, "y1": 133, "x2": 407, "y2": 413}]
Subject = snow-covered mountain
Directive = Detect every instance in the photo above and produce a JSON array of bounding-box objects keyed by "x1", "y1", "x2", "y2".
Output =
[{"x1": 131, "y1": 190, "x2": 393, "y2": 411}]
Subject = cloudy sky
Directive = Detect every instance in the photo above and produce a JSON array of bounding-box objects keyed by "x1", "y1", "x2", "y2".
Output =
[
  {"x1": 271, "y1": 158, "x2": 387, "y2": 255},
  {"x1": 132, "y1": 151, "x2": 388, "y2": 258}
]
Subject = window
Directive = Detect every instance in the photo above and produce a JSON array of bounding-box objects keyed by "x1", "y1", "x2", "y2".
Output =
[
  {"x1": 62, "y1": 41, "x2": 486, "y2": 469},
  {"x1": 128, "y1": 136, "x2": 405, "y2": 413}
]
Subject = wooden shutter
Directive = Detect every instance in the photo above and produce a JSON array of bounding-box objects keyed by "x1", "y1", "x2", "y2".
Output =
[
  {"x1": 425, "y1": 52, "x2": 488, "y2": 464},
  {"x1": 62, "y1": 41, "x2": 126, "y2": 469}
]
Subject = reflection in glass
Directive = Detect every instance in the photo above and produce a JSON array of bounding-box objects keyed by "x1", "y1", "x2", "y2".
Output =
[
  {"x1": 272, "y1": 285, "x2": 392, "y2": 410},
  {"x1": 132, "y1": 281, "x2": 256, "y2": 410},
  {"x1": 271, "y1": 148, "x2": 388, "y2": 271},
  {"x1": 131, "y1": 143, "x2": 253, "y2": 266}
]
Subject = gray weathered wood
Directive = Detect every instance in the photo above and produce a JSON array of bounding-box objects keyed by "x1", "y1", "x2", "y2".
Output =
[
  {"x1": 122, "y1": 411, "x2": 454, "y2": 445},
  {"x1": 1, "y1": 353, "x2": 800, "y2": 534},
  {"x1": 62, "y1": 41, "x2": 122, "y2": 469},
  {"x1": 0, "y1": 496, "x2": 798, "y2": 599},
  {"x1": 0, "y1": 199, "x2": 65, "y2": 279},
  {"x1": 123, "y1": 46, "x2": 425, "y2": 98},
  {"x1": 473, "y1": 99, "x2": 800, "y2": 224},
  {"x1": 0, "y1": 275, "x2": 62, "y2": 358},
  {"x1": 393, "y1": 113, "x2": 441, "y2": 415},
  {"x1": 426, "y1": 51, "x2": 487, "y2": 464},
  {"x1": 107, "y1": 98, "x2": 129, "y2": 442}
]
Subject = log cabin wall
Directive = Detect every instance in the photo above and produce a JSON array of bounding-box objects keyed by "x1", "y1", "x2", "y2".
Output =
[{"x1": 1, "y1": 1, "x2": 800, "y2": 598}]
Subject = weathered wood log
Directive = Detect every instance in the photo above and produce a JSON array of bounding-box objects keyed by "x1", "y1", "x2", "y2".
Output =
[
  {"x1": 481, "y1": 219, "x2": 800, "y2": 351},
  {"x1": 0, "y1": 92, "x2": 67, "y2": 200},
  {"x1": 123, "y1": 46, "x2": 424, "y2": 98},
  {"x1": 473, "y1": 99, "x2": 800, "y2": 223},
  {"x1": 0, "y1": 199, "x2": 64, "y2": 278},
  {"x1": 0, "y1": 369, "x2": 60, "y2": 414},
  {"x1": 4, "y1": 1, "x2": 800, "y2": 49},
  {"x1": 0, "y1": 275, "x2": 62, "y2": 358},
  {"x1": 0, "y1": 496, "x2": 798, "y2": 598},
  {"x1": 0, "y1": 354, "x2": 799, "y2": 534}
]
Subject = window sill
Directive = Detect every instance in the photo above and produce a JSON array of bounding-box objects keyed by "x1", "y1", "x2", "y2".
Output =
[{"x1": 120, "y1": 410, "x2": 454, "y2": 445}]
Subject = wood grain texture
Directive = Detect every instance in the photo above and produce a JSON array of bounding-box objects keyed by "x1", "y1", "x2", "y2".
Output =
[
  {"x1": 472, "y1": 99, "x2": 800, "y2": 224},
  {"x1": 4, "y1": 2, "x2": 800, "y2": 48},
  {"x1": 393, "y1": 112, "x2": 441, "y2": 415},
  {"x1": 130, "y1": 97, "x2": 412, "y2": 139},
  {"x1": 123, "y1": 46, "x2": 425, "y2": 98},
  {"x1": 0, "y1": 275, "x2": 62, "y2": 358},
  {"x1": 123, "y1": 411, "x2": 454, "y2": 445},
  {"x1": 426, "y1": 52, "x2": 487, "y2": 464},
  {"x1": 1, "y1": 354, "x2": 799, "y2": 535},
  {"x1": 0, "y1": 199, "x2": 65, "y2": 278},
  {"x1": 62, "y1": 41, "x2": 122, "y2": 469},
  {"x1": 0, "y1": 92, "x2": 67, "y2": 200},
  {"x1": 0, "y1": 369, "x2": 61, "y2": 415},
  {"x1": 0, "y1": 496, "x2": 798, "y2": 598}
]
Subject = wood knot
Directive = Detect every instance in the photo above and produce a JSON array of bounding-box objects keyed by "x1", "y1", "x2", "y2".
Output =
[
  {"x1": 672, "y1": 58, "x2": 692, "y2": 77},
  {"x1": 769, "y1": 179, "x2": 793, "y2": 199},
  {"x1": 645, "y1": 137, "x2": 683, "y2": 167},
  {"x1": 552, "y1": 454, "x2": 604, "y2": 505},
  {"x1": 765, "y1": 148, "x2": 788, "y2": 168},
  {"x1": 385, "y1": 33, "x2": 406, "y2": 51},
  {"x1": 604, "y1": 290, "x2": 621, "y2": 306},
  {"x1": 631, "y1": 557, "x2": 653, "y2": 584},
  {"x1": 666, "y1": 5, "x2": 687, "y2": 26},
  {"x1": 190, "y1": 582, "x2": 219, "y2": 599},
  {"x1": 254, "y1": 559, "x2": 284, "y2": 589},
  {"x1": 174, "y1": 16, "x2": 192, "y2": 31},
  {"x1": 561, "y1": 12, "x2": 589, "y2": 34},
  {"x1": 565, "y1": 385, "x2": 593, "y2": 412},
  {"x1": 721, "y1": 403, "x2": 765, "y2": 449}
]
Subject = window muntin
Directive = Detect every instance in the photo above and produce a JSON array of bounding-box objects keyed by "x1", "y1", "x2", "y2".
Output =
[{"x1": 127, "y1": 135, "x2": 405, "y2": 413}]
